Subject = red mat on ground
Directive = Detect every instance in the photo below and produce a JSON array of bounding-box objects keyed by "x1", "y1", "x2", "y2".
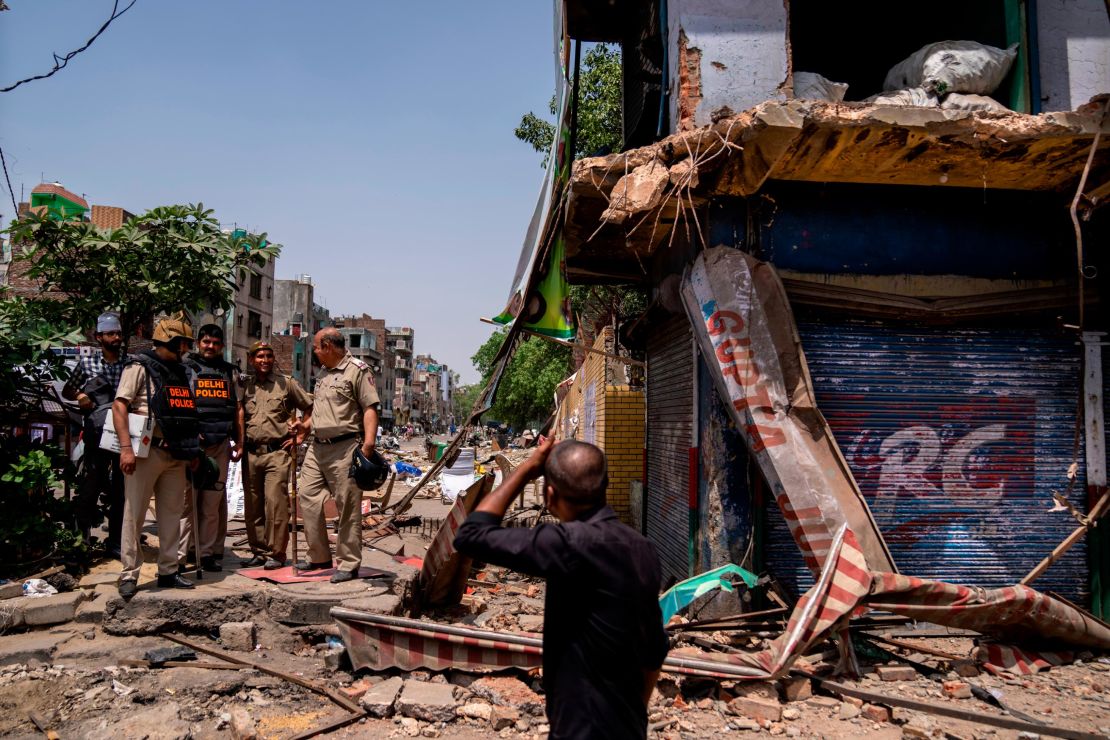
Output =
[{"x1": 236, "y1": 565, "x2": 389, "y2": 583}]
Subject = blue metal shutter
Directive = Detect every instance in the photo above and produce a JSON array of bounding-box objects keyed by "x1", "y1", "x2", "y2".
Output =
[
  {"x1": 646, "y1": 316, "x2": 694, "y2": 586},
  {"x1": 766, "y1": 321, "x2": 1090, "y2": 605}
]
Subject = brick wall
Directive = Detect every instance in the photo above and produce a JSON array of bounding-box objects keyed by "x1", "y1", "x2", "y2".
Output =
[{"x1": 552, "y1": 327, "x2": 645, "y2": 525}]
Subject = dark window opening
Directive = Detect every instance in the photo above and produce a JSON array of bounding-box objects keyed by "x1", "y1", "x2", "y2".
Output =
[
  {"x1": 789, "y1": 0, "x2": 1032, "y2": 112},
  {"x1": 248, "y1": 310, "x2": 262, "y2": 339},
  {"x1": 249, "y1": 273, "x2": 262, "y2": 299},
  {"x1": 350, "y1": 334, "x2": 361, "y2": 348}
]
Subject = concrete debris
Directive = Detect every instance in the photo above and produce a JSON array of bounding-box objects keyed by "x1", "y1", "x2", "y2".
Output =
[
  {"x1": 219, "y1": 622, "x2": 256, "y2": 652},
  {"x1": 395, "y1": 680, "x2": 458, "y2": 723},
  {"x1": 601, "y1": 160, "x2": 670, "y2": 224},
  {"x1": 361, "y1": 675, "x2": 405, "y2": 717}
]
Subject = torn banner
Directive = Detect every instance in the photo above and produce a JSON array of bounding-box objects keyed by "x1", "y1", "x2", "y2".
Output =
[{"x1": 681, "y1": 246, "x2": 896, "y2": 575}]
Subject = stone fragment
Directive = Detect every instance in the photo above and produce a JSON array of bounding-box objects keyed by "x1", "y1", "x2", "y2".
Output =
[
  {"x1": 518, "y1": 615, "x2": 543, "y2": 632},
  {"x1": 727, "y1": 695, "x2": 782, "y2": 724},
  {"x1": 230, "y1": 708, "x2": 258, "y2": 740},
  {"x1": 490, "y1": 705, "x2": 520, "y2": 730},
  {"x1": 902, "y1": 726, "x2": 934, "y2": 739},
  {"x1": 219, "y1": 622, "x2": 256, "y2": 652},
  {"x1": 806, "y1": 696, "x2": 840, "y2": 709},
  {"x1": 396, "y1": 680, "x2": 458, "y2": 723},
  {"x1": 780, "y1": 677, "x2": 812, "y2": 702},
  {"x1": 862, "y1": 703, "x2": 891, "y2": 723},
  {"x1": 839, "y1": 702, "x2": 861, "y2": 720},
  {"x1": 457, "y1": 703, "x2": 492, "y2": 721},
  {"x1": 891, "y1": 706, "x2": 915, "y2": 723},
  {"x1": 951, "y1": 660, "x2": 980, "y2": 678},
  {"x1": 22, "y1": 591, "x2": 85, "y2": 626},
  {"x1": 735, "y1": 682, "x2": 779, "y2": 701},
  {"x1": 469, "y1": 675, "x2": 544, "y2": 715},
  {"x1": 75, "y1": 594, "x2": 107, "y2": 624},
  {"x1": 877, "y1": 665, "x2": 918, "y2": 682},
  {"x1": 942, "y1": 680, "x2": 972, "y2": 699},
  {"x1": 399, "y1": 717, "x2": 420, "y2": 737},
  {"x1": 781, "y1": 707, "x2": 800, "y2": 720},
  {"x1": 842, "y1": 694, "x2": 864, "y2": 707},
  {"x1": 361, "y1": 675, "x2": 404, "y2": 717},
  {"x1": 669, "y1": 158, "x2": 700, "y2": 189}
]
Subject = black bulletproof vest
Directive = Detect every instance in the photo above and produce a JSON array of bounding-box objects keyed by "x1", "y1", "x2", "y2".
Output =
[
  {"x1": 132, "y1": 351, "x2": 200, "y2": 460},
  {"x1": 81, "y1": 371, "x2": 119, "y2": 446},
  {"x1": 186, "y1": 355, "x2": 237, "y2": 446}
]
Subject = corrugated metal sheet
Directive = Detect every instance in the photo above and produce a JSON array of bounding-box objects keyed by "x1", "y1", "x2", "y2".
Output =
[
  {"x1": 647, "y1": 316, "x2": 694, "y2": 586},
  {"x1": 766, "y1": 321, "x2": 1091, "y2": 604}
]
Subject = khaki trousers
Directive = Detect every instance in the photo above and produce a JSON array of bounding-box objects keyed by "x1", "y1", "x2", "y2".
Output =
[
  {"x1": 298, "y1": 438, "x2": 361, "y2": 572},
  {"x1": 244, "y1": 447, "x2": 292, "y2": 559},
  {"x1": 179, "y1": 440, "x2": 231, "y2": 562},
  {"x1": 120, "y1": 446, "x2": 186, "y2": 582}
]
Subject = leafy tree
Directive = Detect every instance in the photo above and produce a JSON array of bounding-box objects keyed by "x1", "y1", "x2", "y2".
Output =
[
  {"x1": 452, "y1": 383, "x2": 482, "y2": 424},
  {"x1": 472, "y1": 330, "x2": 571, "y2": 429},
  {"x1": 515, "y1": 43, "x2": 623, "y2": 164},
  {"x1": 7, "y1": 203, "x2": 280, "y2": 341}
]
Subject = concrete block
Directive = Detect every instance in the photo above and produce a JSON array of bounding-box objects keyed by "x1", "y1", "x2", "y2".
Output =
[
  {"x1": 396, "y1": 680, "x2": 458, "y2": 723},
  {"x1": 469, "y1": 675, "x2": 545, "y2": 715},
  {"x1": 490, "y1": 705, "x2": 520, "y2": 730},
  {"x1": 876, "y1": 665, "x2": 917, "y2": 682},
  {"x1": 78, "y1": 572, "x2": 119, "y2": 589},
  {"x1": 839, "y1": 702, "x2": 861, "y2": 720},
  {"x1": 219, "y1": 621, "x2": 256, "y2": 652},
  {"x1": 456, "y1": 703, "x2": 492, "y2": 720},
  {"x1": 728, "y1": 695, "x2": 782, "y2": 724},
  {"x1": 0, "y1": 601, "x2": 25, "y2": 632},
  {"x1": 75, "y1": 594, "x2": 108, "y2": 624},
  {"x1": 22, "y1": 591, "x2": 85, "y2": 626},
  {"x1": 0, "y1": 582, "x2": 22, "y2": 600},
  {"x1": 360, "y1": 675, "x2": 404, "y2": 717},
  {"x1": 339, "y1": 592, "x2": 402, "y2": 616}
]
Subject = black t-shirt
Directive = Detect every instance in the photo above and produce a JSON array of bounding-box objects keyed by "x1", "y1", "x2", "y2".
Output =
[{"x1": 455, "y1": 505, "x2": 670, "y2": 739}]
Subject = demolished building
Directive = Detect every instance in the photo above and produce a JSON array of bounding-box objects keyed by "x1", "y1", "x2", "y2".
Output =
[{"x1": 557, "y1": 0, "x2": 1110, "y2": 616}]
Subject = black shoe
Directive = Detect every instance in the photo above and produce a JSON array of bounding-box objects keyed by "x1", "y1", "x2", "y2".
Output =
[
  {"x1": 200, "y1": 556, "x2": 223, "y2": 572},
  {"x1": 156, "y1": 573, "x2": 195, "y2": 589},
  {"x1": 118, "y1": 580, "x2": 138, "y2": 599},
  {"x1": 263, "y1": 557, "x2": 287, "y2": 571},
  {"x1": 293, "y1": 560, "x2": 332, "y2": 573},
  {"x1": 330, "y1": 569, "x2": 357, "y2": 584},
  {"x1": 240, "y1": 555, "x2": 267, "y2": 568}
]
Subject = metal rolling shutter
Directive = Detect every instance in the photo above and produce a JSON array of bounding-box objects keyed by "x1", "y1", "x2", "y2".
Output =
[
  {"x1": 766, "y1": 321, "x2": 1091, "y2": 604},
  {"x1": 646, "y1": 316, "x2": 695, "y2": 586}
]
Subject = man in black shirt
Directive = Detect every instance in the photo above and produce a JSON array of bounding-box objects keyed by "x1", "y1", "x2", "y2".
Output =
[{"x1": 454, "y1": 438, "x2": 669, "y2": 739}]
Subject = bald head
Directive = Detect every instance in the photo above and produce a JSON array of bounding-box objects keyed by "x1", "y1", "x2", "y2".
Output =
[
  {"x1": 544, "y1": 440, "x2": 608, "y2": 507},
  {"x1": 313, "y1": 327, "x2": 346, "y2": 368}
]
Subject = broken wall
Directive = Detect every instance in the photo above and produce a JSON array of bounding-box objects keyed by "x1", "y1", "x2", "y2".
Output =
[{"x1": 666, "y1": 0, "x2": 789, "y2": 131}]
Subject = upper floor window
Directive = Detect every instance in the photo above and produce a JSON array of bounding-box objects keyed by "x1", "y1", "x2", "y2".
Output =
[{"x1": 249, "y1": 273, "x2": 263, "y2": 299}]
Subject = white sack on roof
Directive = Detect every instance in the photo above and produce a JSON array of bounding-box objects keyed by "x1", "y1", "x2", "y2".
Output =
[
  {"x1": 793, "y1": 72, "x2": 848, "y2": 102},
  {"x1": 883, "y1": 41, "x2": 1018, "y2": 96},
  {"x1": 864, "y1": 87, "x2": 939, "y2": 107},
  {"x1": 941, "y1": 92, "x2": 1010, "y2": 112}
]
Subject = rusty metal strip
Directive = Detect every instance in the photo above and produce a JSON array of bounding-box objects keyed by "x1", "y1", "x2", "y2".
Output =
[{"x1": 799, "y1": 670, "x2": 1102, "y2": 740}]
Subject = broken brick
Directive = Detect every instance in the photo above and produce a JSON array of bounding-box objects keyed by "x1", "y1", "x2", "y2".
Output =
[
  {"x1": 861, "y1": 703, "x2": 891, "y2": 723},
  {"x1": 779, "y1": 677, "x2": 812, "y2": 702},
  {"x1": 942, "y1": 680, "x2": 972, "y2": 699},
  {"x1": 468, "y1": 675, "x2": 544, "y2": 716},
  {"x1": 877, "y1": 665, "x2": 917, "y2": 682},
  {"x1": 727, "y1": 695, "x2": 782, "y2": 724}
]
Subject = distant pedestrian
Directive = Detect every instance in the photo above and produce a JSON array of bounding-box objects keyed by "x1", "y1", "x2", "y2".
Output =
[
  {"x1": 291, "y1": 328, "x2": 380, "y2": 582},
  {"x1": 63, "y1": 311, "x2": 128, "y2": 558},
  {"x1": 240, "y1": 340, "x2": 313, "y2": 569},
  {"x1": 113, "y1": 313, "x2": 202, "y2": 599},
  {"x1": 178, "y1": 324, "x2": 241, "y2": 573},
  {"x1": 454, "y1": 438, "x2": 669, "y2": 738}
]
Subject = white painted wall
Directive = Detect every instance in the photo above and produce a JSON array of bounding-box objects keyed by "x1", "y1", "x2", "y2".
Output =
[
  {"x1": 1036, "y1": 0, "x2": 1110, "y2": 112},
  {"x1": 666, "y1": 0, "x2": 789, "y2": 131}
]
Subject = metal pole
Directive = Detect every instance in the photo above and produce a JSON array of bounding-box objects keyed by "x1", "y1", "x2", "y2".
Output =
[
  {"x1": 289, "y1": 443, "x2": 299, "y2": 567},
  {"x1": 189, "y1": 475, "x2": 204, "y2": 580}
]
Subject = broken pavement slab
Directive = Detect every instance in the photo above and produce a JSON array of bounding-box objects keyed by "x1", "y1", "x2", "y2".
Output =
[
  {"x1": 0, "y1": 627, "x2": 76, "y2": 665},
  {"x1": 19, "y1": 591, "x2": 88, "y2": 627},
  {"x1": 102, "y1": 576, "x2": 271, "y2": 635},
  {"x1": 395, "y1": 679, "x2": 458, "y2": 723},
  {"x1": 360, "y1": 675, "x2": 404, "y2": 717}
]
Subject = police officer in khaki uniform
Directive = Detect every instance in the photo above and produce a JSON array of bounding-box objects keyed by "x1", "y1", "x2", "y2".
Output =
[
  {"x1": 292, "y1": 328, "x2": 379, "y2": 583},
  {"x1": 113, "y1": 314, "x2": 202, "y2": 599},
  {"x1": 239, "y1": 340, "x2": 313, "y2": 569}
]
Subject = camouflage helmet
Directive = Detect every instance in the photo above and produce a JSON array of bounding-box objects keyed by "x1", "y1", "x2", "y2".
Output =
[{"x1": 152, "y1": 312, "x2": 194, "y2": 344}]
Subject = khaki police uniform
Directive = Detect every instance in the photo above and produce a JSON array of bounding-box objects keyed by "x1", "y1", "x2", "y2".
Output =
[
  {"x1": 298, "y1": 353, "x2": 380, "y2": 572},
  {"x1": 116, "y1": 365, "x2": 186, "y2": 583},
  {"x1": 241, "y1": 373, "x2": 313, "y2": 559}
]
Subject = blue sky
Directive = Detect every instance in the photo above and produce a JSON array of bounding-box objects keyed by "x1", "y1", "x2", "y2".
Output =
[{"x1": 0, "y1": 1, "x2": 556, "y2": 383}]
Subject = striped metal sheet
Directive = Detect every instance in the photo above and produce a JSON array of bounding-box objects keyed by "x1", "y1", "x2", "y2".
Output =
[
  {"x1": 766, "y1": 322, "x2": 1091, "y2": 604},
  {"x1": 646, "y1": 316, "x2": 694, "y2": 586}
]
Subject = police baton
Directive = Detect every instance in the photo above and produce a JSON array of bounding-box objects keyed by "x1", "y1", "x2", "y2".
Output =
[
  {"x1": 187, "y1": 462, "x2": 204, "y2": 581},
  {"x1": 288, "y1": 440, "x2": 299, "y2": 567}
]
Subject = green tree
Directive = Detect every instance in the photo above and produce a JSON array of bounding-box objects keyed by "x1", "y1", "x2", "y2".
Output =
[
  {"x1": 6, "y1": 203, "x2": 280, "y2": 341},
  {"x1": 472, "y1": 330, "x2": 571, "y2": 429},
  {"x1": 452, "y1": 383, "x2": 482, "y2": 424},
  {"x1": 515, "y1": 43, "x2": 623, "y2": 164}
]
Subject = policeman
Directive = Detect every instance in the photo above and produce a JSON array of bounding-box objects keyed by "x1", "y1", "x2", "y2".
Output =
[
  {"x1": 240, "y1": 339, "x2": 313, "y2": 569},
  {"x1": 292, "y1": 328, "x2": 379, "y2": 583},
  {"x1": 112, "y1": 313, "x2": 201, "y2": 599},
  {"x1": 63, "y1": 311, "x2": 129, "y2": 558},
  {"x1": 179, "y1": 324, "x2": 242, "y2": 573}
]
